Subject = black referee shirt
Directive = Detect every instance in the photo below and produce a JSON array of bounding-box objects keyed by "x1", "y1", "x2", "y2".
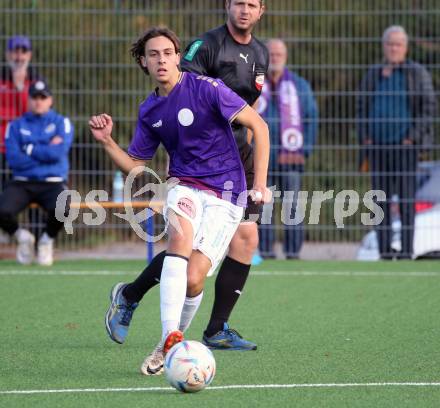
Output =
[{"x1": 181, "y1": 24, "x2": 269, "y2": 149}]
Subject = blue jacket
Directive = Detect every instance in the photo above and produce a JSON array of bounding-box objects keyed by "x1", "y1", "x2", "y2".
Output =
[
  {"x1": 291, "y1": 73, "x2": 319, "y2": 158},
  {"x1": 5, "y1": 109, "x2": 73, "y2": 181}
]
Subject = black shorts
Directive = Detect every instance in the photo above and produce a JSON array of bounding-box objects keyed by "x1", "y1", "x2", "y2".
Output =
[
  {"x1": 0, "y1": 180, "x2": 66, "y2": 215},
  {"x1": 239, "y1": 143, "x2": 263, "y2": 224}
]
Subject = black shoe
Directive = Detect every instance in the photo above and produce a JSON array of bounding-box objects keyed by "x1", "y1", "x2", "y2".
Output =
[
  {"x1": 286, "y1": 255, "x2": 299, "y2": 260},
  {"x1": 395, "y1": 253, "x2": 412, "y2": 260}
]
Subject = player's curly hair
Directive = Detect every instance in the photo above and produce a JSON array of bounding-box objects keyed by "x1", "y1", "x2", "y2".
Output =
[{"x1": 131, "y1": 26, "x2": 181, "y2": 75}]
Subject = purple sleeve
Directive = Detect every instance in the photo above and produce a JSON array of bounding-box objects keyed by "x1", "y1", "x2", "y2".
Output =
[
  {"x1": 127, "y1": 115, "x2": 160, "y2": 160},
  {"x1": 213, "y1": 81, "x2": 247, "y2": 123}
]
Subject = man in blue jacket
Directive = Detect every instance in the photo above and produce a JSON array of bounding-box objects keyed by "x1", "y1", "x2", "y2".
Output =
[
  {"x1": 258, "y1": 38, "x2": 318, "y2": 259},
  {"x1": 0, "y1": 80, "x2": 73, "y2": 265}
]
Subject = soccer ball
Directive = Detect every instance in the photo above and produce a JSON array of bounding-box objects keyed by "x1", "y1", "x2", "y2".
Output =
[{"x1": 164, "y1": 340, "x2": 216, "y2": 393}]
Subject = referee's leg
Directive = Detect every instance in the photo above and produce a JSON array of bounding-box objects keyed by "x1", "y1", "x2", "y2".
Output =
[{"x1": 203, "y1": 143, "x2": 259, "y2": 350}]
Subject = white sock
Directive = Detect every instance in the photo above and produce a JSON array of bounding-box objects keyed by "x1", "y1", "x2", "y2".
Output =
[
  {"x1": 179, "y1": 291, "x2": 204, "y2": 333},
  {"x1": 160, "y1": 255, "x2": 188, "y2": 341},
  {"x1": 14, "y1": 228, "x2": 34, "y2": 243}
]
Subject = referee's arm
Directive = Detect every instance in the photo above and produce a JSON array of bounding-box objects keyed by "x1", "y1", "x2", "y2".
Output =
[{"x1": 180, "y1": 38, "x2": 214, "y2": 75}]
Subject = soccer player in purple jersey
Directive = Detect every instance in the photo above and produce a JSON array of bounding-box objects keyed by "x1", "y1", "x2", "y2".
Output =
[
  {"x1": 90, "y1": 27, "x2": 270, "y2": 370},
  {"x1": 107, "y1": 2, "x2": 269, "y2": 377}
]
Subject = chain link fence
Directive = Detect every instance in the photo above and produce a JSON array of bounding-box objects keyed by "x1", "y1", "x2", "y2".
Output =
[{"x1": 1, "y1": 0, "x2": 439, "y2": 259}]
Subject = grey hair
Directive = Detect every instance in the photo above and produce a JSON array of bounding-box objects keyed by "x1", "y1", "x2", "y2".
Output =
[
  {"x1": 266, "y1": 38, "x2": 287, "y2": 50},
  {"x1": 382, "y1": 25, "x2": 409, "y2": 44}
]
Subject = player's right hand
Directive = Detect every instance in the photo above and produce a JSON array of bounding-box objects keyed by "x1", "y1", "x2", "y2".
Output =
[{"x1": 89, "y1": 113, "x2": 113, "y2": 144}]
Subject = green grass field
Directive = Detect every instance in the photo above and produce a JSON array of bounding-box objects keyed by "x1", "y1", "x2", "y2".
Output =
[{"x1": 1, "y1": 259, "x2": 440, "y2": 407}]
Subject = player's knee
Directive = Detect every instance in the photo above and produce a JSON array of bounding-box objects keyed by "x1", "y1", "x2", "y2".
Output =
[
  {"x1": 244, "y1": 232, "x2": 259, "y2": 254},
  {"x1": 167, "y1": 231, "x2": 191, "y2": 255},
  {"x1": 187, "y1": 270, "x2": 204, "y2": 296},
  {"x1": 231, "y1": 229, "x2": 258, "y2": 257}
]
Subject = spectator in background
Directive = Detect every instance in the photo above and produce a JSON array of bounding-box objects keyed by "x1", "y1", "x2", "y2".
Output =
[
  {"x1": 0, "y1": 35, "x2": 40, "y2": 188},
  {"x1": 356, "y1": 25, "x2": 436, "y2": 260},
  {"x1": 258, "y1": 38, "x2": 318, "y2": 259},
  {"x1": 0, "y1": 80, "x2": 73, "y2": 265}
]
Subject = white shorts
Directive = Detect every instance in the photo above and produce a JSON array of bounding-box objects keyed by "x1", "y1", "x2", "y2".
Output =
[{"x1": 163, "y1": 185, "x2": 243, "y2": 274}]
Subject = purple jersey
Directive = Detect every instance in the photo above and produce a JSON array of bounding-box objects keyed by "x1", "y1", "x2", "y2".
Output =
[{"x1": 128, "y1": 72, "x2": 248, "y2": 207}]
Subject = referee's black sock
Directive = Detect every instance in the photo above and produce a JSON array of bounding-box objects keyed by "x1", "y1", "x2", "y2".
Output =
[
  {"x1": 123, "y1": 250, "x2": 166, "y2": 303},
  {"x1": 204, "y1": 256, "x2": 251, "y2": 337}
]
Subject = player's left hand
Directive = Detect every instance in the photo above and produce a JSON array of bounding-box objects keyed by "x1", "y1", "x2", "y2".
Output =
[{"x1": 250, "y1": 186, "x2": 272, "y2": 204}]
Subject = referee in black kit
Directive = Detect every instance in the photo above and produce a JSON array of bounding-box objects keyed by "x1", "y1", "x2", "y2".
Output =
[{"x1": 106, "y1": 0, "x2": 270, "y2": 374}]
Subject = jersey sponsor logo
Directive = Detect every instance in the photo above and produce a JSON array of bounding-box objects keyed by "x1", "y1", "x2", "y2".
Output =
[
  {"x1": 177, "y1": 108, "x2": 194, "y2": 127},
  {"x1": 152, "y1": 119, "x2": 163, "y2": 128},
  {"x1": 196, "y1": 75, "x2": 219, "y2": 87},
  {"x1": 44, "y1": 123, "x2": 56, "y2": 134},
  {"x1": 239, "y1": 53, "x2": 249, "y2": 63},
  {"x1": 255, "y1": 74, "x2": 265, "y2": 91},
  {"x1": 184, "y1": 40, "x2": 203, "y2": 62},
  {"x1": 177, "y1": 197, "x2": 197, "y2": 219},
  {"x1": 19, "y1": 128, "x2": 31, "y2": 136}
]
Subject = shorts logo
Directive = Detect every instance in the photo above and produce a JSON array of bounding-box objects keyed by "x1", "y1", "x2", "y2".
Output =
[{"x1": 178, "y1": 197, "x2": 196, "y2": 219}]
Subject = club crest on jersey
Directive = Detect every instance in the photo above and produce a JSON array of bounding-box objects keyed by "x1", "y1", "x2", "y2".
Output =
[
  {"x1": 45, "y1": 123, "x2": 56, "y2": 134},
  {"x1": 255, "y1": 74, "x2": 265, "y2": 91},
  {"x1": 177, "y1": 197, "x2": 196, "y2": 219}
]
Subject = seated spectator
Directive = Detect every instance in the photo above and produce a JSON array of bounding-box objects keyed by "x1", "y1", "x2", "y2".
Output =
[{"x1": 0, "y1": 80, "x2": 73, "y2": 265}]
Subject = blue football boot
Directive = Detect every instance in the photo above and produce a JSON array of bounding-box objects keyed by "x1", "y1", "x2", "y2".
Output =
[
  {"x1": 202, "y1": 323, "x2": 257, "y2": 350},
  {"x1": 105, "y1": 282, "x2": 138, "y2": 344}
]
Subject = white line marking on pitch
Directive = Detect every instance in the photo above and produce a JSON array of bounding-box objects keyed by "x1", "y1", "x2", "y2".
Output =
[
  {"x1": 1, "y1": 383, "x2": 440, "y2": 395},
  {"x1": 252, "y1": 271, "x2": 440, "y2": 277},
  {"x1": 0, "y1": 270, "x2": 135, "y2": 276},
  {"x1": 0, "y1": 270, "x2": 439, "y2": 277}
]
